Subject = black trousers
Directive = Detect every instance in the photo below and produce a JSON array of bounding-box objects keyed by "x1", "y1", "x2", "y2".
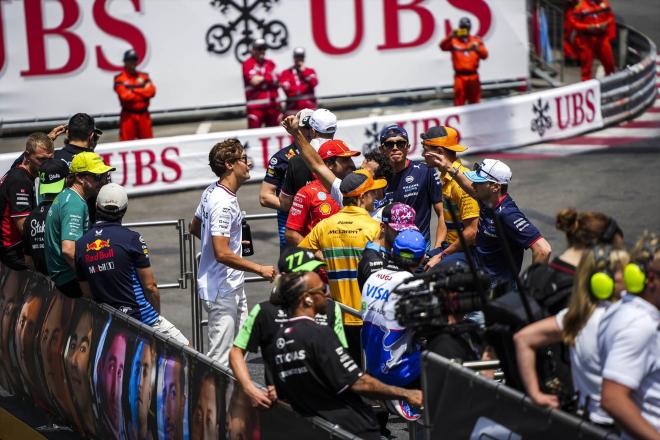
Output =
[{"x1": 344, "y1": 325, "x2": 363, "y2": 366}]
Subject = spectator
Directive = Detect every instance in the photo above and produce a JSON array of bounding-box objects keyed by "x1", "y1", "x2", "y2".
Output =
[
  {"x1": 299, "y1": 170, "x2": 384, "y2": 363},
  {"x1": 279, "y1": 47, "x2": 318, "y2": 116},
  {"x1": 114, "y1": 49, "x2": 156, "y2": 141},
  {"x1": 439, "y1": 17, "x2": 488, "y2": 106},
  {"x1": 75, "y1": 183, "x2": 188, "y2": 344},
  {"x1": 357, "y1": 203, "x2": 418, "y2": 290},
  {"x1": 259, "y1": 108, "x2": 315, "y2": 248},
  {"x1": 0, "y1": 133, "x2": 54, "y2": 270},
  {"x1": 379, "y1": 124, "x2": 446, "y2": 248},
  {"x1": 45, "y1": 152, "x2": 113, "y2": 298},
  {"x1": 189, "y1": 139, "x2": 275, "y2": 366},
  {"x1": 427, "y1": 155, "x2": 552, "y2": 287},
  {"x1": 242, "y1": 38, "x2": 280, "y2": 128},
  {"x1": 279, "y1": 108, "x2": 337, "y2": 212},
  {"x1": 514, "y1": 245, "x2": 629, "y2": 426},
  {"x1": 361, "y1": 230, "x2": 427, "y2": 420},
  {"x1": 229, "y1": 246, "x2": 346, "y2": 408},
  {"x1": 285, "y1": 140, "x2": 359, "y2": 245},
  {"x1": 421, "y1": 126, "x2": 479, "y2": 267},
  {"x1": 599, "y1": 234, "x2": 660, "y2": 439},
  {"x1": 269, "y1": 271, "x2": 423, "y2": 440},
  {"x1": 22, "y1": 159, "x2": 68, "y2": 275}
]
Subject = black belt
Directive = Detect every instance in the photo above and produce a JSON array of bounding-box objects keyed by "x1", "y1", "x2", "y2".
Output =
[
  {"x1": 121, "y1": 108, "x2": 149, "y2": 114},
  {"x1": 455, "y1": 70, "x2": 478, "y2": 76}
]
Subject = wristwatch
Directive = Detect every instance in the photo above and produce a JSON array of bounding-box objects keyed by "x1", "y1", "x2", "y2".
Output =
[{"x1": 449, "y1": 166, "x2": 460, "y2": 177}]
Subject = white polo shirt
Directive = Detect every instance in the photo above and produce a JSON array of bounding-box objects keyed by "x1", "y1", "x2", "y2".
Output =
[
  {"x1": 597, "y1": 294, "x2": 660, "y2": 437},
  {"x1": 195, "y1": 182, "x2": 244, "y2": 302}
]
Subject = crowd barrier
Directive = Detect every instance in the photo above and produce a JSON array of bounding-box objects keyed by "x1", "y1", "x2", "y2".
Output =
[
  {"x1": 421, "y1": 351, "x2": 617, "y2": 440},
  {"x1": 0, "y1": 265, "x2": 358, "y2": 440}
]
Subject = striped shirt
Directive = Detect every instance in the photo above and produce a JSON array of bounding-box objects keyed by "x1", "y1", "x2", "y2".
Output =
[{"x1": 299, "y1": 206, "x2": 380, "y2": 325}]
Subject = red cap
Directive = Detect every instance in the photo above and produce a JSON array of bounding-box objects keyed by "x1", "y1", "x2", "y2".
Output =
[{"x1": 318, "y1": 140, "x2": 361, "y2": 160}]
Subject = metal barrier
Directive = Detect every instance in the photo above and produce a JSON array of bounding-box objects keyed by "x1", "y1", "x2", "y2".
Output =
[{"x1": 599, "y1": 24, "x2": 658, "y2": 126}]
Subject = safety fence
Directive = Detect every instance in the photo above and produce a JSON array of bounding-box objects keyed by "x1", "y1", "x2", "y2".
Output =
[{"x1": 0, "y1": 265, "x2": 359, "y2": 440}]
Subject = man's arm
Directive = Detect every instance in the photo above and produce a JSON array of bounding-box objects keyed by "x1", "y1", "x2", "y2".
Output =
[
  {"x1": 432, "y1": 201, "x2": 447, "y2": 249},
  {"x1": 136, "y1": 266, "x2": 161, "y2": 313},
  {"x1": 259, "y1": 182, "x2": 280, "y2": 210},
  {"x1": 423, "y1": 152, "x2": 477, "y2": 198},
  {"x1": 439, "y1": 33, "x2": 453, "y2": 51},
  {"x1": 530, "y1": 237, "x2": 552, "y2": 264},
  {"x1": 601, "y1": 379, "x2": 660, "y2": 440},
  {"x1": 285, "y1": 228, "x2": 305, "y2": 246},
  {"x1": 229, "y1": 346, "x2": 273, "y2": 408},
  {"x1": 351, "y1": 374, "x2": 423, "y2": 407},
  {"x1": 13, "y1": 217, "x2": 27, "y2": 235},
  {"x1": 279, "y1": 192, "x2": 294, "y2": 212},
  {"x1": 212, "y1": 236, "x2": 275, "y2": 280},
  {"x1": 78, "y1": 280, "x2": 93, "y2": 300},
  {"x1": 61, "y1": 240, "x2": 76, "y2": 269},
  {"x1": 189, "y1": 216, "x2": 201, "y2": 239}
]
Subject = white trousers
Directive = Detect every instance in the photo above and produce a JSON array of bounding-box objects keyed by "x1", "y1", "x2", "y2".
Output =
[
  {"x1": 204, "y1": 286, "x2": 248, "y2": 367},
  {"x1": 152, "y1": 315, "x2": 189, "y2": 345}
]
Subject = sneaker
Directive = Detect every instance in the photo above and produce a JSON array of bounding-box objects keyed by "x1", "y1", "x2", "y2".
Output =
[{"x1": 385, "y1": 399, "x2": 421, "y2": 421}]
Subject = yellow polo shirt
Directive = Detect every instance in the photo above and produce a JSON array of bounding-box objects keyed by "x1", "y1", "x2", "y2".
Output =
[
  {"x1": 441, "y1": 160, "x2": 479, "y2": 244},
  {"x1": 299, "y1": 206, "x2": 380, "y2": 325}
]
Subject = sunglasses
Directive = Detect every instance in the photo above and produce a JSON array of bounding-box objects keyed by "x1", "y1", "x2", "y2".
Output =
[
  {"x1": 473, "y1": 162, "x2": 499, "y2": 183},
  {"x1": 81, "y1": 173, "x2": 110, "y2": 183},
  {"x1": 382, "y1": 140, "x2": 408, "y2": 150}
]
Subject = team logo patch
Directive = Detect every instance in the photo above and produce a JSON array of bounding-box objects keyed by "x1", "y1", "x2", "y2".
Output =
[
  {"x1": 276, "y1": 338, "x2": 286, "y2": 349},
  {"x1": 405, "y1": 175, "x2": 414, "y2": 184},
  {"x1": 270, "y1": 157, "x2": 278, "y2": 165},
  {"x1": 318, "y1": 192, "x2": 327, "y2": 201},
  {"x1": 286, "y1": 149, "x2": 296, "y2": 159},
  {"x1": 319, "y1": 203, "x2": 332, "y2": 215},
  {"x1": 86, "y1": 239, "x2": 111, "y2": 252}
]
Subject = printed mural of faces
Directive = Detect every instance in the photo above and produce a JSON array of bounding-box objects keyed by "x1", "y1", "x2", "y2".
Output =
[
  {"x1": 157, "y1": 352, "x2": 189, "y2": 440},
  {"x1": 128, "y1": 337, "x2": 158, "y2": 440},
  {"x1": 190, "y1": 365, "x2": 226, "y2": 440}
]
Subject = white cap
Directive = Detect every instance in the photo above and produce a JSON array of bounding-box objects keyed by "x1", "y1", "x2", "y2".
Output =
[
  {"x1": 464, "y1": 158, "x2": 512, "y2": 184},
  {"x1": 293, "y1": 47, "x2": 305, "y2": 57},
  {"x1": 296, "y1": 108, "x2": 315, "y2": 127},
  {"x1": 96, "y1": 183, "x2": 128, "y2": 216},
  {"x1": 309, "y1": 109, "x2": 337, "y2": 134},
  {"x1": 252, "y1": 38, "x2": 266, "y2": 49}
]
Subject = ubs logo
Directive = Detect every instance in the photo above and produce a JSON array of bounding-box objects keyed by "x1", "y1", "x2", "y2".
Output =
[{"x1": 530, "y1": 98, "x2": 553, "y2": 137}]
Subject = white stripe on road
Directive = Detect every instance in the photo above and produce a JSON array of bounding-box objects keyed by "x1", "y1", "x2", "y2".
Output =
[
  {"x1": 196, "y1": 122, "x2": 213, "y2": 134},
  {"x1": 634, "y1": 111, "x2": 660, "y2": 121},
  {"x1": 594, "y1": 127, "x2": 660, "y2": 138}
]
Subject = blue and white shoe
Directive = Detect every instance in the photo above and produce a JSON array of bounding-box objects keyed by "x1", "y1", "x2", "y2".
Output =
[{"x1": 385, "y1": 399, "x2": 421, "y2": 421}]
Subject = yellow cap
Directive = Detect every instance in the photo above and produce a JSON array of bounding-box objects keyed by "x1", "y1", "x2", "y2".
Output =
[{"x1": 70, "y1": 152, "x2": 115, "y2": 175}]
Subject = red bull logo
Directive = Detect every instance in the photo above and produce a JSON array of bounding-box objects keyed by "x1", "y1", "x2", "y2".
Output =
[{"x1": 86, "y1": 239, "x2": 111, "y2": 252}]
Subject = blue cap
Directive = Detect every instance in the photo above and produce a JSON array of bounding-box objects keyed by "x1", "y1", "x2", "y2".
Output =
[
  {"x1": 379, "y1": 124, "x2": 409, "y2": 144},
  {"x1": 393, "y1": 230, "x2": 427, "y2": 262}
]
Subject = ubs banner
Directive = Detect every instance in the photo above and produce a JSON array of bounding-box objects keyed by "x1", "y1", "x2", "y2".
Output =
[
  {"x1": 0, "y1": 266, "x2": 352, "y2": 439},
  {"x1": 0, "y1": 0, "x2": 528, "y2": 122}
]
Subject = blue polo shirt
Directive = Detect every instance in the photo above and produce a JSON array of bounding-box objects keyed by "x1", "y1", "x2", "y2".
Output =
[
  {"x1": 75, "y1": 221, "x2": 159, "y2": 325},
  {"x1": 264, "y1": 143, "x2": 300, "y2": 248},
  {"x1": 384, "y1": 160, "x2": 442, "y2": 243},
  {"x1": 475, "y1": 194, "x2": 542, "y2": 286}
]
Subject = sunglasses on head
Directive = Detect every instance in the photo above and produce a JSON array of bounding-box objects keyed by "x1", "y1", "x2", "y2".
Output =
[
  {"x1": 382, "y1": 140, "x2": 408, "y2": 150},
  {"x1": 473, "y1": 162, "x2": 499, "y2": 183}
]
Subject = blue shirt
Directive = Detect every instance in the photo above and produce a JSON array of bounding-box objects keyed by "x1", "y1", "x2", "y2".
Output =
[
  {"x1": 264, "y1": 144, "x2": 299, "y2": 248},
  {"x1": 475, "y1": 194, "x2": 542, "y2": 285},
  {"x1": 75, "y1": 221, "x2": 159, "y2": 325},
  {"x1": 384, "y1": 160, "x2": 442, "y2": 243}
]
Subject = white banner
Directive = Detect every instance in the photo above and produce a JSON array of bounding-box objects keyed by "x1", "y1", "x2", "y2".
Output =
[
  {"x1": 0, "y1": 0, "x2": 528, "y2": 123},
  {"x1": 0, "y1": 80, "x2": 601, "y2": 196}
]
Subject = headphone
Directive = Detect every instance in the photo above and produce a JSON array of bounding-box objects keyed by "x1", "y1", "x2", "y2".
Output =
[
  {"x1": 590, "y1": 245, "x2": 615, "y2": 300},
  {"x1": 600, "y1": 217, "x2": 620, "y2": 244},
  {"x1": 623, "y1": 243, "x2": 656, "y2": 294}
]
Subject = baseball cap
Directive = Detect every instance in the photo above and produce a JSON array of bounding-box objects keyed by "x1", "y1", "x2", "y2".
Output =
[
  {"x1": 381, "y1": 203, "x2": 419, "y2": 232},
  {"x1": 293, "y1": 47, "x2": 305, "y2": 57},
  {"x1": 123, "y1": 49, "x2": 138, "y2": 62},
  {"x1": 309, "y1": 109, "x2": 337, "y2": 134},
  {"x1": 96, "y1": 183, "x2": 128, "y2": 216},
  {"x1": 464, "y1": 159, "x2": 512, "y2": 184},
  {"x1": 421, "y1": 126, "x2": 467, "y2": 152},
  {"x1": 70, "y1": 152, "x2": 116, "y2": 175},
  {"x1": 393, "y1": 230, "x2": 427, "y2": 262},
  {"x1": 297, "y1": 108, "x2": 315, "y2": 128},
  {"x1": 318, "y1": 140, "x2": 361, "y2": 160},
  {"x1": 278, "y1": 247, "x2": 326, "y2": 273},
  {"x1": 252, "y1": 38, "x2": 266, "y2": 49},
  {"x1": 340, "y1": 169, "x2": 387, "y2": 197},
  {"x1": 38, "y1": 159, "x2": 69, "y2": 195},
  {"x1": 379, "y1": 124, "x2": 409, "y2": 143}
]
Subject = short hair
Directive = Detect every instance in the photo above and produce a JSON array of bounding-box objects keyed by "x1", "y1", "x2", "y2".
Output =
[
  {"x1": 25, "y1": 132, "x2": 54, "y2": 154},
  {"x1": 276, "y1": 272, "x2": 308, "y2": 311},
  {"x1": 363, "y1": 150, "x2": 394, "y2": 182},
  {"x1": 342, "y1": 196, "x2": 359, "y2": 206},
  {"x1": 499, "y1": 184, "x2": 508, "y2": 194},
  {"x1": 208, "y1": 138, "x2": 244, "y2": 177},
  {"x1": 67, "y1": 113, "x2": 96, "y2": 141}
]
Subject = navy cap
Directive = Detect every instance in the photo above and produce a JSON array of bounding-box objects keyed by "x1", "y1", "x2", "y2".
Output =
[
  {"x1": 123, "y1": 49, "x2": 138, "y2": 62},
  {"x1": 379, "y1": 124, "x2": 409, "y2": 144}
]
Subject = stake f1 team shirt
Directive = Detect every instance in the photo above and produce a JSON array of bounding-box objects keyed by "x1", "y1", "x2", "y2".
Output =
[
  {"x1": 75, "y1": 221, "x2": 158, "y2": 325},
  {"x1": 361, "y1": 266, "x2": 422, "y2": 387},
  {"x1": 195, "y1": 182, "x2": 244, "y2": 302},
  {"x1": 384, "y1": 160, "x2": 442, "y2": 244}
]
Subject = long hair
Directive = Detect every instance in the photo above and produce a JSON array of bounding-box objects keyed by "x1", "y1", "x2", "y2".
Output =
[
  {"x1": 561, "y1": 246, "x2": 629, "y2": 346},
  {"x1": 555, "y1": 208, "x2": 616, "y2": 248}
]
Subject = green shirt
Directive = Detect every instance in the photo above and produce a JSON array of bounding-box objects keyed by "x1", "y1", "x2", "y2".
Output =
[{"x1": 45, "y1": 188, "x2": 89, "y2": 285}]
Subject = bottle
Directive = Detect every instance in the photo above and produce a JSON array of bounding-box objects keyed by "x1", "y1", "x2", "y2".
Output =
[{"x1": 241, "y1": 211, "x2": 254, "y2": 256}]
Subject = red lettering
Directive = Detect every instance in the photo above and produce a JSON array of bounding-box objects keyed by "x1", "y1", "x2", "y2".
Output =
[
  {"x1": 94, "y1": 0, "x2": 147, "y2": 71},
  {"x1": 572, "y1": 92, "x2": 584, "y2": 126},
  {"x1": 161, "y1": 147, "x2": 181, "y2": 183},
  {"x1": 311, "y1": 0, "x2": 364, "y2": 55},
  {"x1": 585, "y1": 89, "x2": 595, "y2": 122},
  {"x1": 258, "y1": 136, "x2": 292, "y2": 169},
  {"x1": 555, "y1": 96, "x2": 570, "y2": 130},
  {"x1": 445, "y1": 0, "x2": 492, "y2": 38},
  {"x1": 378, "y1": 0, "x2": 434, "y2": 50},
  {"x1": 21, "y1": 0, "x2": 85, "y2": 76},
  {"x1": 445, "y1": 114, "x2": 461, "y2": 131},
  {"x1": 133, "y1": 149, "x2": 157, "y2": 186}
]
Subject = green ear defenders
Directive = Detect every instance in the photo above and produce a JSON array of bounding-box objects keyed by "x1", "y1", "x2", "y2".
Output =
[
  {"x1": 623, "y1": 243, "x2": 656, "y2": 294},
  {"x1": 590, "y1": 245, "x2": 615, "y2": 300}
]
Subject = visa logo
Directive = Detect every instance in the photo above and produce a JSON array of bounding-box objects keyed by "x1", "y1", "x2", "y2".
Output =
[{"x1": 365, "y1": 284, "x2": 390, "y2": 301}]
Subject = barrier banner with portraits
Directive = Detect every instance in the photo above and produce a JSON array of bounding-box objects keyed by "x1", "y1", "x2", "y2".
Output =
[{"x1": 0, "y1": 266, "x2": 356, "y2": 439}]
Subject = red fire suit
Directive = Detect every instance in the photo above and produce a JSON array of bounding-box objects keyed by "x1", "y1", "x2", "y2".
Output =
[
  {"x1": 571, "y1": 0, "x2": 616, "y2": 80},
  {"x1": 242, "y1": 56, "x2": 281, "y2": 128},
  {"x1": 279, "y1": 66, "x2": 318, "y2": 116},
  {"x1": 114, "y1": 70, "x2": 156, "y2": 141},
  {"x1": 563, "y1": 2, "x2": 579, "y2": 61},
  {"x1": 440, "y1": 34, "x2": 489, "y2": 106}
]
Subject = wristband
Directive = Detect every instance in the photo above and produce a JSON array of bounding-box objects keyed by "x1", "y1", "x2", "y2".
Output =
[{"x1": 450, "y1": 166, "x2": 460, "y2": 177}]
